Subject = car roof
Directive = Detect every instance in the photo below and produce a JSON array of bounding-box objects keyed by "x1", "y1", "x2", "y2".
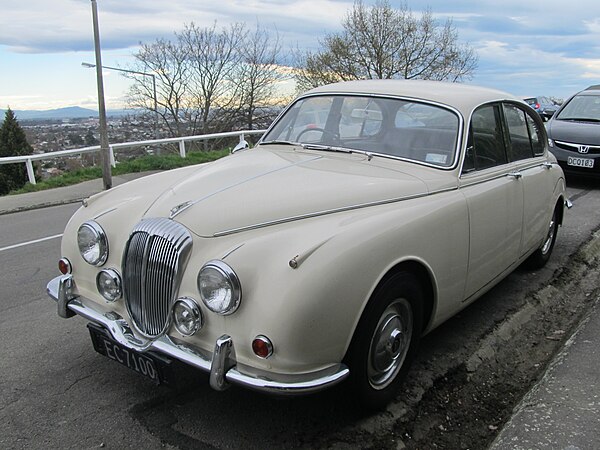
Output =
[
  {"x1": 579, "y1": 85, "x2": 600, "y2": 95},
  {"x1": 305, "y1": 79, "x2": 520, "y2": 115}
]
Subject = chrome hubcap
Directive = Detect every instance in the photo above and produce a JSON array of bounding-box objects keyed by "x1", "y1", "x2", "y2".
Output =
[
  {"x1": 541, "y1": 214, "x2": 556, "y2": 255},
  {"x1": 367, "y1": 299, "x2": 413, "y2": 390}
]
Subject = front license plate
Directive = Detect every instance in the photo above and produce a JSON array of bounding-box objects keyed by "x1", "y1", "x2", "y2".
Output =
[
  {"x1": 87, "y1": 323, "x2": 172, "y2": 384},
  {"x1": 567, "y1": 156, "x2": 594, "y2": 168}
]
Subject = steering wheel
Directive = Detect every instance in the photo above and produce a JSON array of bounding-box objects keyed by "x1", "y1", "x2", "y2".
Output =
[{"x1": 296, "y1": 127, "x2": 340, "y2": 143}]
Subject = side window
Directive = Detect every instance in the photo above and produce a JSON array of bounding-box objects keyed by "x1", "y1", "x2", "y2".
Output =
[
  {"x1": 503, "y1": 104, "x2": 534, "y2": 161},
  {"x1": 525, "y1": 113, "x2": 545, "y2": 156},
  {"x1": 464, "y1": 104, "x2": 508, "y2": 172}
]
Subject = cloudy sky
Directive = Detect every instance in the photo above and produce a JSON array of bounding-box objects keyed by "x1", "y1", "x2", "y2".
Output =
[{"x1": 1, "y1": 0, "x2": 599, "y2": 111}]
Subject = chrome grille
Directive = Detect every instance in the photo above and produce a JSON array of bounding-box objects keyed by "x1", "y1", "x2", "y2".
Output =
[
  {"x1": 122, "y1": 218, "x2": 193, "y2": 338},
  {"x1": 555, "y1": 140, "x2": 600, "y2": 155}
]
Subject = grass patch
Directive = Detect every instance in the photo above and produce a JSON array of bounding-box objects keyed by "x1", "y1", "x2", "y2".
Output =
[{"x1": 9, "y1": 149, "x2": 230, "y2": 195}]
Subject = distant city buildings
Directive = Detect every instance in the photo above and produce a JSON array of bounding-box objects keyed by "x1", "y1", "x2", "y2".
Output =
[{"x1": 22, "y1": 114, "x2": 158, "y2": 179}]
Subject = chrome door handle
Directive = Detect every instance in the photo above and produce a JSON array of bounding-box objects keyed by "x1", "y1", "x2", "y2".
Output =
[
  {"x1": 542, "y1": 162, "x2": 553, "y2": 169},
  {"x1": 507, "y1": 171, "x2": 522, "y2": 179}
]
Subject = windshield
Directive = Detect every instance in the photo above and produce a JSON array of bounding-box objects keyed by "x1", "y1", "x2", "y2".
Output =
[
  {"x1": 262, "y1": 95, "x2": 460, "y2": 168},
  {"x1": 556, "y1": 94, "x2": 600, "y2": 121}
]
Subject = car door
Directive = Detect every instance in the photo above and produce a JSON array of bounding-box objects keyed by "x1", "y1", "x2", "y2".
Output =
[
  {"x1": 502, "y1": 103, "x2": 555, "y2": 256},
  {"x1": 460, "y1": 103, "x2": 524, "y2": 300}
]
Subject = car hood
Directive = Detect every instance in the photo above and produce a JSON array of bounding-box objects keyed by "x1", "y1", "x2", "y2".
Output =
[
  {"x1": 137, "y1": 147, "x2": 431, "y2": 237},
  {"x1": 547, "y1": 119, "x2": 600, "y2": 145}
]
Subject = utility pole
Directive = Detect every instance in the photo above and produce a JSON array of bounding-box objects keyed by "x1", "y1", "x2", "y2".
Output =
[{"x1": 90, "y1": 0, "x2": 112, "y2": 190}]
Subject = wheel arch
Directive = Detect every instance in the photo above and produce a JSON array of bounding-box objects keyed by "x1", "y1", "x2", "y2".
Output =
[
  {"x1": 555, "y1": 195, "x2": 565, "y2": 226},
  {"x1": 379, "y1": 260, "x2": 436, "y2": 334},
  {"x1": 345, "y1": 258, "x2": 437, "y2": 354}
]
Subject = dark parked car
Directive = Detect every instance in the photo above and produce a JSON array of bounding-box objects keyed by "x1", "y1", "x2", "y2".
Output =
[
  {"x1": 547, "y1": 85, "x2": 600, "y2": 177},
  {"x1": 524, "y1": 96, "x2": 558, "y2": 121}
]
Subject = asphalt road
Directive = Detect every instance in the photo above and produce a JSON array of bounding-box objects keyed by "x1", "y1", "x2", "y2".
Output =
[{"x1": 1, "y1": 179, "x2": 600, "y2": 449}]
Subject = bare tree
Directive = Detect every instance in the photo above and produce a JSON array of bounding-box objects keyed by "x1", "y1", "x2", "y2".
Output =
[
  {"x1": 178, "y1": 22, "x2": 247, "y2": 136},
  {"x1": 127, "y1": 39, "x2": 195, "y2": 137},
  {"x1": 295, "y1": 1, "x2": 477, "y2": 91},
  {"x1": 234, "y1": 25, "x2": 289, "y2": 129},
  {"x1": 127, "y1": 21, "x2": 292, "y2": 139}
]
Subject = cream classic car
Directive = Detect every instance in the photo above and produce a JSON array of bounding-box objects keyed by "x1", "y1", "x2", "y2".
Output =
[{"x1": 48, "y1": 80, "x2": 568, "y2": 409}]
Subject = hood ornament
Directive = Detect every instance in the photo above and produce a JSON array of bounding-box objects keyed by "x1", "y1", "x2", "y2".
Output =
[{"x1": 170, "y1": 201, "x2": 193, "y2": 219}]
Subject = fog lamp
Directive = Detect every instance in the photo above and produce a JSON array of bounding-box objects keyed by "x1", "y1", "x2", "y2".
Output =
[
  {"x1": 96, "y1": 269, "x2": 122, "y2": 302},
  {"x1": 252, "y1": 335, "x2": 273, "y2": 359},
  {"x1": 173, "y1": 297, "x2": 203, "y2": 336}
]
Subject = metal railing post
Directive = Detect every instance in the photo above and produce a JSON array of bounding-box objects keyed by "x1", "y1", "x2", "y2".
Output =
[
  {"x1": 179, "y1": 140, "x2": 186, "y2": 158},
  {"x1": 26, "y1": 159, "x2": 36, "y2": 185},
  {"x1": 109, "y1": 146, "x2": 116, "y2": 167}
]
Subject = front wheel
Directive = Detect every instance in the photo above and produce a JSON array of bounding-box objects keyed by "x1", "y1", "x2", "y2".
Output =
[{"x1": 344, "y1": 272, "x2": 423, "y2": 409}]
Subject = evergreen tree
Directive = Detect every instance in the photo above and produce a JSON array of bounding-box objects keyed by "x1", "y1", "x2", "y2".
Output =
[{"x1": 0, "y1": 108, "x2": 34, "y2": 195}]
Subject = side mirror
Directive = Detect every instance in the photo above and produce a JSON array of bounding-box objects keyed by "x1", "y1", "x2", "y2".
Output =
[{"x1": 232, "y1": 140, "x2": 249, "y2": 154}]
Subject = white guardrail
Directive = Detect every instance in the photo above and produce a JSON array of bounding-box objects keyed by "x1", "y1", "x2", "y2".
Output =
[{"x1": 0, "y1": 129, "x2": 266, "y2": 185}]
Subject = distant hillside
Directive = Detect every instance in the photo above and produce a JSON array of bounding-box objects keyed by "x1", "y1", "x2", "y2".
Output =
[{"x1": 0, "y1": 107, "x2": 136, "y2": 121}]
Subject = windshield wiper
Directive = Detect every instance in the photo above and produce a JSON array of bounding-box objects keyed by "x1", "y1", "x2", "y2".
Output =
[
  {"x1": 301, "y1": 143, "x2": 354, "y2": 154},
  {"x1": 260, "y1": 140, "x2": 301, "y2": 146}
]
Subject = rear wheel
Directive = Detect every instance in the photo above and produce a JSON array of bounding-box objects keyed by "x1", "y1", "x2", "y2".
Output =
[
  {"x1": 345, "y1": 272, "x2": 423, "y2": 409},
  {"x1": 524, "y1": 206, "x2": 559, "y2": 269}
]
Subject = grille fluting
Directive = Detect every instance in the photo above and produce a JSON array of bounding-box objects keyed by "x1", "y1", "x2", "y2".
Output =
[{"x1": 122, "y1": 218, "x2": 193, "y2": 338}]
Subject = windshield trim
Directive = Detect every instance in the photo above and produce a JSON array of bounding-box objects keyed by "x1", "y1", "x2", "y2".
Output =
[{"x1": 258, "y1": 92, "x2": 464, "y2": 171}]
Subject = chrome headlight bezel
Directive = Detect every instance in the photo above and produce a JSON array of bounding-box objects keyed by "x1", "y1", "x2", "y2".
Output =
[
  {"x1": 172, "y1": 297, "x2": 204, "y2": 336},
  {"x1": 77, "y1": 221, "x2": 108, "y2": 266},
  {"x1": 197, "y1": 260, "x2": 242, "y2": 315},
  {"x1": 96, "y1": 268, "x2": 122, "y2": 302}
]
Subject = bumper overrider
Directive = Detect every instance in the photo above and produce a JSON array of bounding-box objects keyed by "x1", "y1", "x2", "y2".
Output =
[{"x1": 47, "y1": 275, "x2": 349, "y2": 395}]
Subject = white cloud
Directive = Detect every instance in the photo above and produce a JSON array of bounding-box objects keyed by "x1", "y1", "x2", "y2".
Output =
[{"x1": 2, "y1": 0, "x2": 600, "y2": 108}]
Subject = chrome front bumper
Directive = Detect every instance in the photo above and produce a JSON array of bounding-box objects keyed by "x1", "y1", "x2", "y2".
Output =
[{"x1": 47, "y1": 275, "x2": 349, "y2": 395}]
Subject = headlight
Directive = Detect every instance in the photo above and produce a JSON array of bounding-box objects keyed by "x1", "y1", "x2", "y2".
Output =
[
  {"x1": 77, "y1": 221, "x2": 108, "y2": 266},
  {"x1": 96, "y1": 269, "x2": 122, "y2": 302},
  {"x1": 197, "y1": 260, "x2": 241, "y2": 315},
  {"x1": 173, "y1": 298, "x2": 203, "y2": 336}
]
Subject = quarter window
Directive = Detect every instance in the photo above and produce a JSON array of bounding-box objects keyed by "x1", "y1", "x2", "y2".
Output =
[
  {"x1": 464, "y1": 104, "x2": 508, "y2": 172},
  {"x1": 503, "y1": 104, "x2": 534, "y2": 161},
  {"x1": 525, "y1": 113, "x2": 545, "y2": 156}
]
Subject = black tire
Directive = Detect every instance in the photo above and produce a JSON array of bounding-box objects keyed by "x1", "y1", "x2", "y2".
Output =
[
  {"x1": 344, "y1": 272, "x2": 423, "y2": 410},
  {"x1": 524, "y1": 206, "x2": 559, "y2": 270}
]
